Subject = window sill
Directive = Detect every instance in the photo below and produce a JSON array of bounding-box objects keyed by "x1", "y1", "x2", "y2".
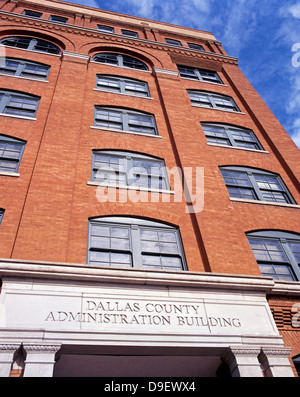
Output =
[
  {"x1": 90, "y1": 126, "x2": 162, "y2": 138},
  {"x1": 93, "y1": 88, "x2": 153, "y2": 99},
  {"x1": 207, "y1": 142, "x2": 268, "y2": 153},
  {"x1": 230, "y1": 197, "x2": 300, "y2": 209},
  {"x1": 0, "y1": 171, "x2": 20, "y2": 177},
  {"x1": 87, "y1": 181, "x2": 175, "y2": 195},
  {"x1": 0, "y1": 113, "x2": 36, "y2": 121},
  {"x1": 191, "y1": 104, "x2": 245, "y2": 114},
  {"x1": 0, "y1": 73, "x2": 49, "y2": 83}
]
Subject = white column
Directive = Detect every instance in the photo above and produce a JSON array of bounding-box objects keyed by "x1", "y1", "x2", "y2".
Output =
[
  {"x1": 222, "y1": 347, "x2": 263, "y2": 377},
  {"x1": 258, "y1": 348, "x2": 295, "y2": 377},
  {"x1": 0, "y1": 344, "x2": 20, "y2": 377},
  {"x1": 23, "y1": 344, "x2": 61, "y2": 377}
]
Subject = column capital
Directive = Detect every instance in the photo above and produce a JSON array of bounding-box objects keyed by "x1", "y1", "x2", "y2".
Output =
[
  {"x1": 222, "y1": 346, "x2": 261, "y2": 364},
  {"x1": 222, "y1": 346, "x2": 263, "y2": 377},
  {"x1": 0, "y1": 343, "x2": 21, "y2": 352},
  {"x1": 23, "y1": 343, "x2": 61, "y2": 353},
  {"x1": 259, "y1": 347, "x2": 291, "y2": 358},
  {"x1": 152, "y1": 67, "x2": 179, "y2": 77},
  {"x1": 23, "y1": 343, "x2": 62, "y2": 377},
  {"x1": 62, "y1": 51, "x2": 90, "y2": 63},
  {"x1": 258, "y1": 347, "x2": 294, "y2": 377}
]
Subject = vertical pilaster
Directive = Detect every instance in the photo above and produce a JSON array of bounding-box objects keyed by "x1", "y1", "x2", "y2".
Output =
[
  {"x1": 258, "y1": 348, "x2": 295, "y2": 377},
  {"x1": 0, "y1": 344, "x2": 20, "y2": 377},
  {"x1": 23, "y1": 344, "x2": 61, "y2": 377},
  {"x1": 222, "y1": 347, "x2": 263, "y2": 377}
]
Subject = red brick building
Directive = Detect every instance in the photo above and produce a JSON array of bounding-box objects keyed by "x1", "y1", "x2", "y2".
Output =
[{"x1": 0, "y1": 0, "x2": 299, "y2": 377}]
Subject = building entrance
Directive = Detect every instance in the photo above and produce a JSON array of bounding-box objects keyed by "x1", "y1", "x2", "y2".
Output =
[{"x1": 53, "y1": 346, "x2": 225, "y2": 377}]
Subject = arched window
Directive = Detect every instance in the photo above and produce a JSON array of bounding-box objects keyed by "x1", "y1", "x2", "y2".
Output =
[
  {"x1": 92, "y1": 52, "x2": 148, "y2": 71},
  {"x1": 247, "y1": 230, "x2": 300, "y2": 281},
  {"x1": 201, "y1": 123, "x2": 263, "y2": 150},
  {"x1": 96, "y1": 75, "x2": 149, "y2": 97},
  {"x1": 91, "y1": 150, "x2": 170, "y2": 190},
  {"x1": 0, "y1": 36, "x2": 60, "y2": 55},
  {"x1": 220, "y1": 166, "x2": 295, "y2": 204},
  {"x1": 188, "y1": 90, "x2": 240, "y2": 112},
  {"x1": 0, "y1": 90, "x2": 40, "y2": 118},
  {"x1": 0, "y1": 134, "x2": 26, "y2": 173},
  {"x1": 0, "y1": 57, "x2": 50, "y2": 80},
  {"x1": 87, "y1": 216, "x2": 186, "y2": 271},
  {"x1": 94, "y1": 107, "x2": 158, "y2": 136}
]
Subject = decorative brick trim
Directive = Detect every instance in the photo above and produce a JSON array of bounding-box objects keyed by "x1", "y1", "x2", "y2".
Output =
[{"x1": 0, "y1": 11, "x2": 238, "y2": 65}]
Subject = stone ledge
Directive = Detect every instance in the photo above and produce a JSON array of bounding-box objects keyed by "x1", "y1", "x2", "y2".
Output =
[{"x1": 0, "y1": 257, "x2": 276, "y2": 292}]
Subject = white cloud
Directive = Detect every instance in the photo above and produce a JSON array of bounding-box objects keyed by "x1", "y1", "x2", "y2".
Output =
[
  {"x1": 287, "y1": 3, "x2": 300, "y2": 18},
  {"x1": 290, "y1": 119, "x2": 300, "y2": 147}
]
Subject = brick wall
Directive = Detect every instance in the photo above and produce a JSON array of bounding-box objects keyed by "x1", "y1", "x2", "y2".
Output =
[
  {"x1": 269, "y1": 296, "x2": 300, "y2": 377},
  {"x1": 0, "y1": 1, "x2": 299, "y2": 275}
]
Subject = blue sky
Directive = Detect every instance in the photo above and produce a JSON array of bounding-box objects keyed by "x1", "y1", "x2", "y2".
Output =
[{"x1": 66, "y1": 0, "x2": 300, "y2": 148}]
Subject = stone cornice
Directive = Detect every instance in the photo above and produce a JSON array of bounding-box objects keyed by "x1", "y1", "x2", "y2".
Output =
[
  {"x1": 0, "y1": 257, "x2": 276, "y2": 293},
  {"x1": 0, "y1": 11, "x2": 238, "y2": 65},
  {"x1": 1, "y1": 258, "x2": 299, "y2": 295},
  {"x1": 15, "y1": 0, "x2": 217, "y2": 42}
]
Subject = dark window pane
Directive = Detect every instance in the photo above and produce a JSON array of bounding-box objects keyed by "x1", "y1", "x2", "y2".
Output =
[
  {"x1": 122, "y1": 55, "x2": 147, "y2": 70},
  {"x1": 289, "y1": 242, "x2": 300, "y2": 264},
  {"x1": 165, "y1": 38, "x2": 181, "y2": 46},
  {"x1": 1, "y1": 37, "x2": 31, "y2": 49},
  {"x1": 259, "y1": 263, "x2": 295, "y2": 281},
  {"x1": 23, "y1": 10, "x2": 42, "y2": 18},
  {"x1": 93, "y1": 53, "x2": 118, "y2": 65},
  {"x1": 49, "y1": 15, "x2": 68, "y2": 23},
  {"x1": 188, "y1": 43, "x2": 204, "y2": 50},
  {"x1": 97, "y1": 25, "x2": 114, "y2": 33},
  {"x1": 121, "y1": 29, "x2": 138, "y2": 37}
]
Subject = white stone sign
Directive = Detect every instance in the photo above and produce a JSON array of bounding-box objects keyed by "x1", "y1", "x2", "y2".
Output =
[{"x1": 0, "y1": 282, "x2": 278, "y2": 337}]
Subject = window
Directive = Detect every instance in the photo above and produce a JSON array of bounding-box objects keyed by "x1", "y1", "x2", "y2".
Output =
[
  {"x1": 0, "y1": 135, "x2": 26, "y2": 173},
  {"x1": 178, "y1": 65, "x2": 222, "y2": 84},
  {"x1": 93, "y1": 53, "x2": 148, "y2": 70},
  {"x1": 87, "y1": 216, "x2": 186, "y2": 271},
  {"x1": 0, "y1": 58, "x2": 50, "y2": 80},
  {"x1": 188, "y1": 43, "x2": 204, "y2": 51},
  {"x1": 0, "y1": 209, "x2": 4, "y2": 224},
  {"x1": 220, "y1": 166, "x2": 295, "y2": 204},
  {"x1": 121, "y1": 29, "x2": 138, "y2": 37},
  {"x1": 94, "y1": 107, "x2": 158, "y2": 135},
  {"x1": 0, "y1": 90, "x2": 40, "y2": 118},
  {"x1": 0, "y1": 36, "x2": 60, "y2": 55},
  {"x1": 165, "y1": 38, "x2": 182, "y2": 46},
  {"x1": 201, "y1": 123, "x2": 263, "y2": 150},
  {"x1": 49, "y1": 15, "x2": 68, "y2": 23},
  {"x1": 188, "y1": 90, "x2": 240, "y2": 112},
  {"x1": 92, "y1": 151, "x2": 169, "y2": 190},
  {"x1": 97, "y1": 24, "x2": 114, "y2": 33},
  {"x1": 96, "y1": 75, "x2": 149, "y2": 97},
  {"x1": 22, "y1": 10, "x2": 42, "y2": 18},
  {"x1": 247, "y1": 231, "x2": 300, "y2": 281}
]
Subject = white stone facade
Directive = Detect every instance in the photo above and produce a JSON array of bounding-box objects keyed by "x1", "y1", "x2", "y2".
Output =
[{"x1": 0, "y1": 258, "x2": 297, "y2": 377}]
